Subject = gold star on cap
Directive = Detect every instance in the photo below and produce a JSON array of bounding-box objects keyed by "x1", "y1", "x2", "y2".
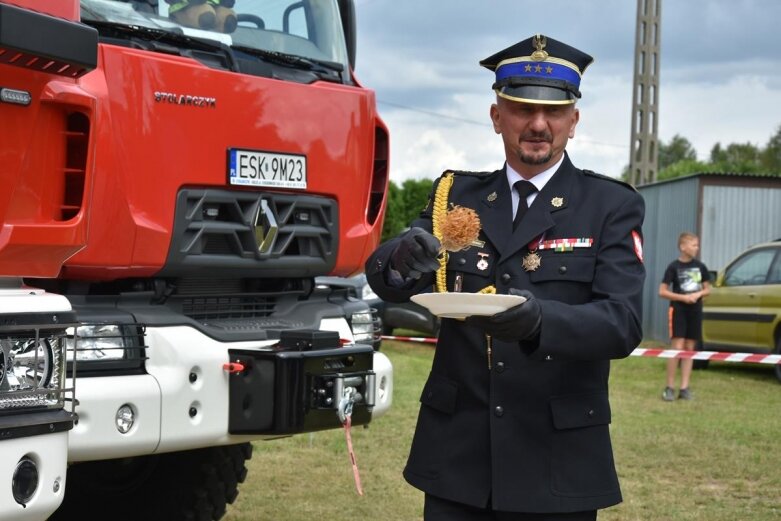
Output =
[
  {"x1": 551, "y1": 197, "x2": 564, "y2": 208},
  {"x1": 546, "y1": 66, "x2": 554, "y2": 74},
  {"x1": 534, "y1": 64, "x2": 542, "y2": 73},
  {"x1": 524, "y1": 64, "x2": 532, "y2": 72}
]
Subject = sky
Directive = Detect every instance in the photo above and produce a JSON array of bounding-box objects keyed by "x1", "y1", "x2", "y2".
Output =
[{"x1": 352, "y1": 0, "x2": 781, "y2": 182}]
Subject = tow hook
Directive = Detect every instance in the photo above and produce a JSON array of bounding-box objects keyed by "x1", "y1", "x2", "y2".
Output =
[{"x1": 222, "y1": 361, "x2": 246, "y2": 374}]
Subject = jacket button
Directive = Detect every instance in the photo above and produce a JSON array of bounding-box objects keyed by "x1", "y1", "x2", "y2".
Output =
[
  {"x1": 494, "y1": 406, "x2": 504, "y2": 417},
  {"x1": 501, "y1": 273, "x2": 511, "y2": 283},
  {"x1": 495, "y1": 362, "x2": 505, "y2": 373},
  {"x1": 588, "y1": 409, "x2": 595, "y2": 417},
  {"x1": 559, "y1": 265, "x2": 567, "y2": 274},
  {"x1": 427, "y1": 391, "x2": 434, "y2": 399},
  {"x1": 458, "y1": 257, "x2": 466, "y2": 265}
]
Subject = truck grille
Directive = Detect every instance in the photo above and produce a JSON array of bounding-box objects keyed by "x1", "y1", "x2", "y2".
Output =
[
  {"x1": 160, "y1": 189, "x2": 339, "y2": 278},
  {"x1": 182, "y1": 295, "x2": 276, "y2": 321}
]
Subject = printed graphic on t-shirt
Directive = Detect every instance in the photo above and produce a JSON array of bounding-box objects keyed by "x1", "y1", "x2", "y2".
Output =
[{"x1": 677, "y1": 267, "x2": 703, "y2": 293}]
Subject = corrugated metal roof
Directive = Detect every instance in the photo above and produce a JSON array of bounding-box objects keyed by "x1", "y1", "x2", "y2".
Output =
[{"x1": 636, "y1": 172, "x2": 781, "y2": 189}]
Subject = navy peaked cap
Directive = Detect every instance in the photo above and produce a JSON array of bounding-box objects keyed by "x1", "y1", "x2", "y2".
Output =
[{"x1": 480, "y1": 34, "x2": 594, "y2": 104}]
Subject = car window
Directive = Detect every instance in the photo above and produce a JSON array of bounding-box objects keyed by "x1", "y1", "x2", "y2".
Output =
[
  {"x1": 767, "y1": 249, "x2": 781, "y2": 284},
  {"x1": 723, "y1": 248, "x2": 776, "y2": 286}
]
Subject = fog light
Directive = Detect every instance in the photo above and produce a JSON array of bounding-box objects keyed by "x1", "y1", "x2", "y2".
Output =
[
  {"x1": 12, "y1": 457, "x2": 38, "y2": 505},
  {"x1": 115, "y1": 404, "x2": 135, "y2": 434}
]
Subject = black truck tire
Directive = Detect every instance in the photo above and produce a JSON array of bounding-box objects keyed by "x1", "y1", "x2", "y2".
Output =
[{"x1": 50, "y1": 443, "x2": 252, "y2": 521}]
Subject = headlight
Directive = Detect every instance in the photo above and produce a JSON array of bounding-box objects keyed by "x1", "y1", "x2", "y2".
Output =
[
  {"x1": 0, "y1": 334, "x2": 66, "y2": 410},
  {"x1": 64, "y1": 323, "x2": 146, "y2": 375},
  {"x1": 66, "y1": 324, "x2": 127, "y2": 361},
  {"x1": 350, "y1": 311, "x2": 374, "y2": 344}
]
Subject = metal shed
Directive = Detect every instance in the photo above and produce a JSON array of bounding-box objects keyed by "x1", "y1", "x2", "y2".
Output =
[{"x1": 636, "y1": 173, "x2": 781, "y2": 342}]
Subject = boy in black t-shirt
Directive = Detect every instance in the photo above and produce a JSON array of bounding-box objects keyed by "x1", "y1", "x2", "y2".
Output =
[{"x1": 658, "y1": 232, "x2": 712, "y2": 401}]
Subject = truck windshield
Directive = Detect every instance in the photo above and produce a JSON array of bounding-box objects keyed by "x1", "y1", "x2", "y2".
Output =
[{"x1": 80, "y1": 0, "x2": 349, "y2": 73}]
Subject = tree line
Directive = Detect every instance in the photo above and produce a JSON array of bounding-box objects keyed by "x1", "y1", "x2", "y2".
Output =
[
  {"x1": 381, "y1": 178, "x2": 434, "y2": 242},
  {"x1": 625, "y1": 123, "x2": 781, "y2": 182},
  {"x1": 382, "y1": 124, "x2": 781, "y2": 242}
]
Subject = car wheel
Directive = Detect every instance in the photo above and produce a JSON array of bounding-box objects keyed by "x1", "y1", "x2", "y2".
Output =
[{"x1": 774, "y1": 336, "x2": 781, "y2": 384}]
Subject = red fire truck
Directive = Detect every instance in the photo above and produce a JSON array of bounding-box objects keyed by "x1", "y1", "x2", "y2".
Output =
[{"x1": 1, "y1": 1, "x2": 392, "y2": 519}]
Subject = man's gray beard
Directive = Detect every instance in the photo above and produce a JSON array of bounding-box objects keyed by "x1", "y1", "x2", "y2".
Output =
[{"x1": 518, "y1": 151, "x2": 552, "y2": 165}]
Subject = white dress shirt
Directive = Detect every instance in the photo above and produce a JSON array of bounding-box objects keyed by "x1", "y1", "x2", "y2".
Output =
[{"x1": 505, "y1": 155, "x2": 564, "y2": 218}]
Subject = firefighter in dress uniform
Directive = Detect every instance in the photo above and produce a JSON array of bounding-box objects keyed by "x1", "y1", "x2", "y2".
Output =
[{"x1": 366, "y1": 34, "x2": 646, "y2": 520}]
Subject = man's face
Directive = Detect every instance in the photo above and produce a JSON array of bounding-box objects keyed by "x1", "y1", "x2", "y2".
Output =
[{"x1": 490, "y1": 97, "x2": 579, "y2": 177}]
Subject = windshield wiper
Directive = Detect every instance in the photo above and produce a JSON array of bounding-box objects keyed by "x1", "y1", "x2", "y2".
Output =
[
  {"x1": 230, "y1": 45, "x2": 343, "y2": 77},
  {"x1": 83, "y1": 20, "x2": 239, "y2": 72}
]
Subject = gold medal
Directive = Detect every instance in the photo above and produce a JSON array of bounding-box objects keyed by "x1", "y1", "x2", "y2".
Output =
[
  {"x1": 487, "y1": 191, "x2": 497, "y2": 202},
  {"x1": 551, "y1": 197, "x2": 564, "y2": 208},
  {"x1": 522, "y1": 251, "x2": 542, "y2": 272}
]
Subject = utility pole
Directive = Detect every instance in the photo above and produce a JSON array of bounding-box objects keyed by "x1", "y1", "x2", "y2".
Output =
[{"x1": 629, "y1": 0, "x2": 661, "y2": 186}]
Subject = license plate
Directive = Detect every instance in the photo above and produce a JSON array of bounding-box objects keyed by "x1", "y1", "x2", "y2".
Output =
[{"x1": 228, "y1": 148, "x2": 307, "y2": 189}]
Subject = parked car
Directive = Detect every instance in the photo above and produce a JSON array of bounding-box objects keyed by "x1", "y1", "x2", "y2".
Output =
[
  {"x1": 316, "y1": 275, "x2": 439, "y2": 339},
  {"x1": 702, "y1": 239, "x2": 781, "y2": 382}
]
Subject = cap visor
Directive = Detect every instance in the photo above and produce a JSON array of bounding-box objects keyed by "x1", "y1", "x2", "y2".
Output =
[{"x1": 497, "y1": 85, "x2": 576, "y2": 105}]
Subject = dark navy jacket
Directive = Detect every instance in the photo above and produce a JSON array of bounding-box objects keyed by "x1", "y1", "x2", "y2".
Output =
[{"x1": 366, "y1": 154, "x2": 645, "y2": 513}]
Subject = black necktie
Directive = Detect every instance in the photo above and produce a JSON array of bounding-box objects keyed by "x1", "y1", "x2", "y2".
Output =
[{"x1": 513, "y1": 180, "x2": 537, "y2": 231}]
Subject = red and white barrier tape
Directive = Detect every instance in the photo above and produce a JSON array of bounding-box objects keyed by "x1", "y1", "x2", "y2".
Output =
[
  {"x1": 632, "y1": 348, "x2": 781, "y2": 365},
  {"x1": 382, "y1": 335, "x2": 437, "y2": 345},
  {"x1": 381, "y1": 336, "x2": 781, "y2": 365}
]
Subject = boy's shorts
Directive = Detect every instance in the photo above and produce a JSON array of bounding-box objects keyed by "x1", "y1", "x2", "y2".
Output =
[{"x1": 668, "y1": 304, "x2": 702, "y2": 341}]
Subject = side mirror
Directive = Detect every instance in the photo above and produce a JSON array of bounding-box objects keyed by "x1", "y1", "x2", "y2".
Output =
[{"x1": 337, "y1": 0, "x2": 356, "y2": 70}]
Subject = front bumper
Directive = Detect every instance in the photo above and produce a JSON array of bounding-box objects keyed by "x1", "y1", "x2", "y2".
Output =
[
  {"x1": 0, "y1": 418, "x2": 70, "y2": 521},
  {"x1": 67, "y1": 322, "x2": 393, "y2": 462}
]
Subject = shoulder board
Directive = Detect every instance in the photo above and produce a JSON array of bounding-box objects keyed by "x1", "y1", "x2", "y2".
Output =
[
  {"x1": 582, "y1": 169, "x2": 637, "y2": 192},
  {"x1": 444, "y1": 169, "x2": 495, "y2": 178}
]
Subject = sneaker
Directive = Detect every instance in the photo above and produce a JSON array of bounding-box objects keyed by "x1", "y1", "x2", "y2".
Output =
[
  {"x1": 662, "y1": 387, "x2": 675, "y2": 401},
  {"x1": 678, "y1": 388, "x2": 693, "y2": 400}
]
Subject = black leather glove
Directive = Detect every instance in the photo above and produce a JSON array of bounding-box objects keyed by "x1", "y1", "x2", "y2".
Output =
[
  {"x1": 466, "y1": 288, "x2": 541, "y2": 342},
  {"x1": 390, "y1": 227, "x2": 441, "y2": 280}
]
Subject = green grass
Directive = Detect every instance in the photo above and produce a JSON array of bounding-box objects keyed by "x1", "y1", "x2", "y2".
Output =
[{"x1": 224, "y1": 341, "x2": 781, "y2": 521}]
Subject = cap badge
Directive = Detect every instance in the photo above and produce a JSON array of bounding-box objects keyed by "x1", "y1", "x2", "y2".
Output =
[
  {"x1": 551, "y1": 197, "x2": 564, "y2": 208},
  {"x1": 531, "y1": 34, "x2": 548, "y2": 61}
]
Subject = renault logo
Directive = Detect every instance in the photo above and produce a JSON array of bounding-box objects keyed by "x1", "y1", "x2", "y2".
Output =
[{"x1": 253, "y1": 199, "x2": 278, "y2": 254}]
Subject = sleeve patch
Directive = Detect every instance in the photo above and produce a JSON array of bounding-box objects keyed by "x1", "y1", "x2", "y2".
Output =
[{"x1": 631, "y1": 230, "x2": 644, "y2": 263}]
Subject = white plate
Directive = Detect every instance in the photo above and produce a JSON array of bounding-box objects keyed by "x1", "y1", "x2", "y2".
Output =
[
  {"x1": 411, "y1": 292, "x2": 526, "y2": 319},
  {"x1": 228, "y1": 148, "x2": 307, "y2": 190}
]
